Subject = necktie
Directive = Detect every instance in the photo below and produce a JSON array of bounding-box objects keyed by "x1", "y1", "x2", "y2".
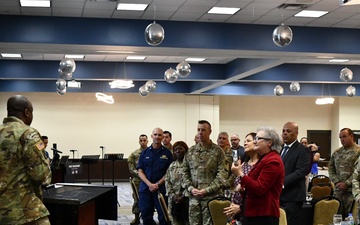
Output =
[{"x1": 281, "y1": 146, "x2": 289, "y2": 159}]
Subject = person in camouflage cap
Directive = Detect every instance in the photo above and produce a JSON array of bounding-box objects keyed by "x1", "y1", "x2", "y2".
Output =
[
  {"x1": 182, "y1": 120, "x2": 227, "y2": 225},
  {"x1": 0, "y1": 95, "x2": 51, "y2": 225},
  {"x1": 127, "y1": 134, "x2": 148, "y2": 225},
  {"x1": 329, "y1": 128, "x2": 360, "y2": 219}
]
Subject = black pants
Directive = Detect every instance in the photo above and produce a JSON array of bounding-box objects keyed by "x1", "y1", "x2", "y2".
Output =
[
  {"x1": 243, "y1": 216, "x2": 279, "y2": 225},
  {"x1": 280, "y1": 201, "x2": 303, "y2": 225}
]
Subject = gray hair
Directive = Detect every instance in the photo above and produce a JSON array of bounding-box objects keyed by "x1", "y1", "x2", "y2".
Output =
[{"x1": 256, "y1": 126, "x2": 283, "y2": 153}]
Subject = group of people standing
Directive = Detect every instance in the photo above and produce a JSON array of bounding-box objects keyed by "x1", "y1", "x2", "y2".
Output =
[{"x1": 127, "y1": 120, "x2": 320, "y2": 225}]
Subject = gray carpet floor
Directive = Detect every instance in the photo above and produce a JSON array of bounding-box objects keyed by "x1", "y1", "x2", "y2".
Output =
[{"x1": 98, "y1": 182, "x2": 159, "y2": 225}]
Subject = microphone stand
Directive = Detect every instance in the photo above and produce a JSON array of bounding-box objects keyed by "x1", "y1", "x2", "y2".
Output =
[{"x1": 100, "y1": 146, "x2": 105, "y2": 185}]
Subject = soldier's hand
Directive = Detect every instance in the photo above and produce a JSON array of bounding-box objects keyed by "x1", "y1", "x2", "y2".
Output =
[{"x1": 336, "y1": 182, "x2": 348, "y2": 191}]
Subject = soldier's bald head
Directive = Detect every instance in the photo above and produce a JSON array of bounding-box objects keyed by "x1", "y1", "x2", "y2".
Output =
[{"x1": 7, "y1": 95, "x2": 33, "y2": 125}]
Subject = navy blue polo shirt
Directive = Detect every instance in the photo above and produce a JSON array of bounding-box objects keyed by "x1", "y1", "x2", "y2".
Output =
[{"x1": 137, "y1": 145, "x2": 173, "y2": 193}]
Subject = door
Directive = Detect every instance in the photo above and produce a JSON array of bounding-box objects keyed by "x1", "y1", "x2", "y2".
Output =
[{"x1": 307, "y1": 130, "x2": 331, "y2": 166}]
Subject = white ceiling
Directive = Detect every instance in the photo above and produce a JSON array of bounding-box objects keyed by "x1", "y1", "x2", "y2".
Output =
[{"x1": 0, "y1": 0, "x2": 360, "y2": 64}]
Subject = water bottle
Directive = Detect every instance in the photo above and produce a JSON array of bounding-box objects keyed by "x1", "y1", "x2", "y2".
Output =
[
  {"x1": 232, "y1": 150, "x2": 238, "y2": 165},
  {"x1": 348, "y1": 213, "x2": 354, "y2": 225}
]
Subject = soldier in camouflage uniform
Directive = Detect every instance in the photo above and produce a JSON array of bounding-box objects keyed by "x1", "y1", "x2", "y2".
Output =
[
  {"x1": 217, "y1": 132, "x2": 235, "y2": 190},
  {"x1": 329, "y1": 128, "x2": 360, "y2": 219},
  {"x1": 0, "y1": 95, "x2": 51, "y2": 225},
  {"x1": 182, "y1": 120, "x2": 228, "y2": 225},
  {"x1": 127, "y1": 134, "x2": 148, "y2": 225},
  {"x1": 165, "y1": 141, "x2": 190, "y2": 225}
]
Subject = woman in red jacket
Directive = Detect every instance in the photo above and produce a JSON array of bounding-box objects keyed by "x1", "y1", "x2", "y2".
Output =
[{"x1": 231, "y1": 127, "x2": 285, "y2": 225}]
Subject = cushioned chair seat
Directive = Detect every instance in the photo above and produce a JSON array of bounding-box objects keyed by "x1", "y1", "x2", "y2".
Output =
[
  {"x1": 279, "y1": 207, "x2": 287, "y2": 225},
  {"x1": 207, "y1": 196, "x2": 231, "y2": 225},
  {"x1": 310, "y1": 185, "x2": 332, "y2": 200},
  {"x1": 313, "y1": 196, "x2": 341, "y2": 225}
]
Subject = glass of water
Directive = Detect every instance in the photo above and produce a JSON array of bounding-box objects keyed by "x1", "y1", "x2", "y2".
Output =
[
  {"x1": 333, "y1": 214, "x2": 342, "y2": 225},
  {"x1": 224, "y1": 189, "x2": 231, "y2": 199},
  {"x1": 305, "y1": 192, "x2": 313, "y2": 203}
]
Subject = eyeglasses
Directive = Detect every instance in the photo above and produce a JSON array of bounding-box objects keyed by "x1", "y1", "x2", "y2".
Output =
[{"x1": 254, "y1": 136, "x2": 271, "y2": 142}]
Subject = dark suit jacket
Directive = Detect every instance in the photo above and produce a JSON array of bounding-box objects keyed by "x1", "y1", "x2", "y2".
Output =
[{"x1": 280, "y1": 140, "x2": 311, "y2": 202}]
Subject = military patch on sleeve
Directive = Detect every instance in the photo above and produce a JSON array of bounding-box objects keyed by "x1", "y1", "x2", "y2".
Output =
[{"x1": 36, "y1": 141, "x2": 45, "y2": 150}]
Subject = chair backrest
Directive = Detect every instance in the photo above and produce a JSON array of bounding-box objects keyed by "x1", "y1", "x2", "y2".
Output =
[
  {"x1": 311, "y1": 175, "x2": 331, "y2": 187},
  {"x1": 351, "y1": 200, "x2": 358, "y2": 223},
  {"x1": 310, "y1": 185, "x2": 332, "y2": 200},
  {"x1": 129, "y1": 177, "x2": 139, "y2": 201},
  {"x1": 279, "y1": 207, "x2": 287, "y2": 225},
  {"x1": 207, "y1": 196, "x2": 231, "y2": 225},
  {"x1": 158, "y1": 192, "x2": 171, "y2": 223},
  {"x1": 313, "y1": 196, "x2": 341, "y2": 225}
]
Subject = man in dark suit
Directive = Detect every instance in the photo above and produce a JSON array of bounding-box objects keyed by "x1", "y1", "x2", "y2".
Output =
[{"x1": 280, "y1": 122, "x2": 311, "y2": 225}]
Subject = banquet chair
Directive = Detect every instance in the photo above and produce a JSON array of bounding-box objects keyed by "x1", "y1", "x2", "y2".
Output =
[
  {"x1": 351, "y1": 200, "x2": 358, "y2": 223},
  {"x1": 313, "y1": 196, "x2": 341, "y2": 225},
  {"x1": 310, "y1": 185, "x2": 333, "y2": 200},
  {"x1": 207, "y1": 196, "x2": 231, "y2": 225},
  {"x1": 158, "y1": 192, "x2": 171, "y2": 224},
  {"x1": 279, "y1": 207, "x2": 287, "y2": 225},
  {"x1": 311, "y1": 175, "x2": 331, "y2": 188}
]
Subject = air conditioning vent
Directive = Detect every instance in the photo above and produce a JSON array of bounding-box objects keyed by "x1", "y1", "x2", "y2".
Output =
[{"x1": 277, "y1": 3, "x2": 308, "y2": 10}]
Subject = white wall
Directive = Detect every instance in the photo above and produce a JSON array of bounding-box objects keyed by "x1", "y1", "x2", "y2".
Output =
[
  {"x1": 0, "y1": 93, "x2": 219, "y2": 158},
  {"x1": 219, "y1": 96, "x2": 334, "y2": 143},
  {"x1": 1, "y1": 93, "x2": 358, "y2": 158}
]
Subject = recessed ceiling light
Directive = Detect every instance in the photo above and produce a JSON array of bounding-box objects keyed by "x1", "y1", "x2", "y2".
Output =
[
  {"x1": 126, "y1": 56, "x2": 146, "y2": 60},
  {"x1": 207, "y1": 7, "x2": 240, "y2": 15},
  {"x1": 1, "y1": 53, "x2": 22, "y2": 58},
  {"x1": 185, "y1": 58, "x2": 206, "y2": 62},
  {"x1": 117, "y1": 3, "x2": 148, "y2": 11},
  {"x1": 329, "y1": 59, "x2": 349, "y2": 63},
  {"x1": 294, "y1": 10, "x2": 328, "y2": 18},
  {"x1": 20, "y1": 0, "x2": 50, "y2": 7},
  {"x1": 65, "y1": 54, "x2": 84, "y2": 59},
  {"x1": 340, "y1": 0, "x2": 360, "y2": 5}
]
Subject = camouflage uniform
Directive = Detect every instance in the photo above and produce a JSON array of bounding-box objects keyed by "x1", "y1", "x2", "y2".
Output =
[
  {"x1": 352, "y1": 156, "x2": 360, "y2": 223},
  {"x1": 223, "y1": 147, "x2": 235, "y2": 190},
  {"x1": 328, "y1": 144, "x2": 360, "y2": 218},
  {"x1": 182, "y1": 142, "x2": 227, "y2": 225},
  {"x1": 0, "y1": 116, "x2": 51, "y2": 225},
  {"x1": 165, "y1": 160, "x2": 189, "y2": 225},
  {"x1": 127, "y1": 147, "x2": 144, "y2": 214}
]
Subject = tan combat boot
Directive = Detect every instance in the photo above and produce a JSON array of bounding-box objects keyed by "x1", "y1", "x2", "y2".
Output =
[{"x1": 130, "y1": 213, "x2": 140, "y2": 225}]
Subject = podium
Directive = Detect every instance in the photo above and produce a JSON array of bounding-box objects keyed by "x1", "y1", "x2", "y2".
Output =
[
  {"x1": 104, "y1": 153, "x2": 124, "y2": 185},
  {"x1": 81, "y1": 155, "x2": 100, "y2": 184},
  {"x1": 43, "y1": 183, "x2": 117, "y2": 225}
]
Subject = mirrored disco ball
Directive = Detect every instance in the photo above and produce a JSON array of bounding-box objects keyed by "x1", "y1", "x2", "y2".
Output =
[
  {"x1": 346, "y1": 85, "x2": 356, "y2": 97},
  {"x1": 272, "y1": 24, "x2": 293, "y2": 47},
  {"x1": 274, "y1": 85, "x2": 284, "y2": 96},
  {"x1": 145, "y1": 22, "x2": 165, "y2": 46},
  {"x1": 57, "y1": 87, "x2": 66, "y2": 95},
  {"x1": 58, "y1": 68, "x2": 73, "y2": 80},
  {"x1": 145, "y1": 80, "x2": 156, "y2": 92},
  {"x1": 56, "y1": 78, "x2": 67, "y2": 90},
  {"x1": 164, "y1": 68, "x2": 178, "y2": 83},
  {"x1": 176, "y1": 61, "x2": 191, "y2": 78},
  {"x1": 59, "y1": 58, "x2": 76, "y2": 74},
  {"x1": 340, "y1": 68, "x2": 353, "y2": 82},
  {"x1": 289, "y1": 82, "x2": 300, "y2": 92},
  {"x1": 139, "y1": 85, "x2": 149, "y2": 97}
]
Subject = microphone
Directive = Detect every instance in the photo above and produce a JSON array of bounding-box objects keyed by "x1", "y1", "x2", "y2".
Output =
[{"x1": 51, "y1": 148, "x2": 63, "y2": 153}]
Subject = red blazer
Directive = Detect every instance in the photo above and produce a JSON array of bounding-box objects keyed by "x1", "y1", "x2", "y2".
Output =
[{"x1": 241, "y1": 150, "x2": 285, "y2": 217}]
